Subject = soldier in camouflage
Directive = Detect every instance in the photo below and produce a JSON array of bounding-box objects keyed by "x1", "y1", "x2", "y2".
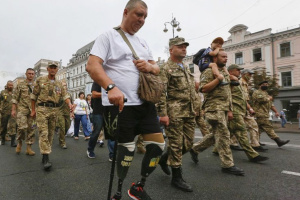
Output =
[
  {"x1": 240, "y1": 69, "x2": 267, "y2": 152},
  {"x1": 30, "y1": 62, "x2": 72, "y2": 170},
  {"x1": 226, "y1": 64, "x2": 268, "y2": 162},
  {"x1": 157, "y1": 37, "x2": 195, "y2": 192},
  {"x1": 252, "y1": 81, "x2": 290, "y2": 147},
  {"x1": 11, "y1": 68, "x2": 36, "y2": 155},
  {"x1": 189, "y1": 50, "x2": 245, "y2": 176},
  {"x1": 55, "y1": 82, "x2": 71, "y2": 149},
  {"x1": 0, "y1": 81, "x2": 17, "y2": 146}
]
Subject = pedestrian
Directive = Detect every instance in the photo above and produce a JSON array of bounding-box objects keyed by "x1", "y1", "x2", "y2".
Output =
[
  {"x1": 86, "y1": 1, "x2": 165, "y2": 199},
  {"x1": 252, "y1": 81, "x2": 290, "y2": 147},
  {"x1": 297, "y1": 108, "x2": 300, "y2": 129},
  {"x1": 0, "y1": 81, "x2": 17, "y2": 147},
  {"x1": 72, "y1": 92, "x2": 90, "y2": 140},
  {"x1": 189, "y1": 50, "x2": 245, "y2": 176},
  {"x1": 157, "y1": 37, "x2": 195, "y2": 192},
  {"x1": 30, "y1": 61, "x2": 72, "y2": 170},
  {"x1": 280, "y1": 109, "x2": 287, "y2": 128},
  {"x1": 11, "y1": 68, "x2": 36, "y2": 154},
  {"x1": 55, "y1": 82, "x2": 71, "y2": 149},
  {"x1": 240, "y1": 69, "x2": 267, "y2": 152}
]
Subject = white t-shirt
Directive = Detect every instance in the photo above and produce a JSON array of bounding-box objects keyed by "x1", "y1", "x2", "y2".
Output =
[
  {"x1": 74, "y1": 99, "x2": 88, "y2": 115},
  {"x1": 90, "y1": 29, "x2": 153, "y2": 106}
]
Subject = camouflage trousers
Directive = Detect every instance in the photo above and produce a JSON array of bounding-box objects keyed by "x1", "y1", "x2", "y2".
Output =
[
  {"x1": 165, "y1": 117, "x2": 195, "y2": 168},
  {"x1": 56, "y1": 114, "x2": 71, "y2": 146},
  {"x1": 195, "y1": 114, "x2": 210, "y2": 136},
  {"x1": 193, "y1": 111, "x2": 234, "y2": 168},
  {"x1": 16, "y1": 112, "x2": 35, "y2": 145},
  {"x1": 36, "y1": 107, "x2": 59, "y2": 154},
  {"x1": 1, "y1": 114, "x2": 16, "y2": 138},
  {"x1": 244, "y1": 114, "x2": 260, "y2": 147},
  {"x1": 136, "y1": 134, "x2": 144, "y2": 148},
  {"x1": 228, "y1": 114, "x2": 259, "y2": 159},
  {"x1": 256, "y1": 117, "x2": 278, "y2": 140}
]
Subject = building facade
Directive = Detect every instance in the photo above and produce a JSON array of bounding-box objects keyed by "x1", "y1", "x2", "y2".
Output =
[{"x1": 66, "y1": 41, "x2": 94, "y2": 100}]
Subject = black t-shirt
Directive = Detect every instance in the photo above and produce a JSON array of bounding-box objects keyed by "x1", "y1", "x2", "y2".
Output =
[{"x1": 91, "y1": 82, "x2": 104, "y2": 115}]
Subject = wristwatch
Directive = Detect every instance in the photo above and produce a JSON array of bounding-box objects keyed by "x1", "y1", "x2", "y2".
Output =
[{"x1": 106, "y1": 84, "x2": 116, "y2": 93}]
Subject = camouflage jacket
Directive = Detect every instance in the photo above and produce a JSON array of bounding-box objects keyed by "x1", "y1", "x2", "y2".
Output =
[
  {"x1": 59, "y1": 92, "x2": 72, "y2": 115},
  {"x1": 194, "y1": 93, "x2": 202, "y2": 116},
  {"x1": 30, "y1": 76, "x2": 69, "y2": 105},
  {"x1": 157, "y1": 58, "x2": 195, "y2": 118},
  {"x1": 199, "y1": 68, "x2": 232, "y2": 112},
  {"x1": 0, "y1": 89, "x2": 13, "y2": 115},
  {"x1": 252, "y1": 89, "x2": 272, "y2": 118},
  {"x1": 231, "y1": 85, "x2": 247, "y2": 116},
  {"x1": 12, "y1": 80, "x2": 34, "y2": 114},
  {"x1": 239, "y1": 77, "x2": 250, "y2": 101}
]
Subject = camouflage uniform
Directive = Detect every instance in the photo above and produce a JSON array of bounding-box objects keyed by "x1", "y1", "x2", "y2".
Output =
[
  {"x1": 12, "y1": 80, "x2": 35, "y2": 144},
  {"x1": 30, "y1": 76, "x2": 69, "y2": 154},
  {"x1": 56, "y1": 94, "x2": 71, "y2": 147},
  {"x1": 252, "y1": 89, "x2": 279, "y2": 139},
  {"x1": 157, "y1": 58, "x2": 196, "y2": 168},
  {"x1": 194, "y1": 93, "x2": 210, "y2": 136},
  {"x1": 240, "y1": 77, "x2": 260, "y2": 147},
  {"x1": 227, "y1": 85, "x2": 259, "y2": 159},
  {"x1": 192, "y1": 68, "x2": 234, "y2": 168},
  {"x1": 0, "y1": 89, "x2": 16, "y2": 141}
]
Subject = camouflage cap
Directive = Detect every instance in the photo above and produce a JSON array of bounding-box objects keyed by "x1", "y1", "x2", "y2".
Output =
[
  {"x1": 169, "y1": 37, "x2": 189, "y2": 47},
  {"x1": 48, "y1": 61, "x2": 59, "y2": 68},
  {"x1": 241, "y1": 68, "x2": 255, "y2": 75},
  {"x1": 227, "y1": 64, "x2": 244, "y2": 71},
  {"x1": 212, "y1": 37, "x2": 224, "y2": 45}
]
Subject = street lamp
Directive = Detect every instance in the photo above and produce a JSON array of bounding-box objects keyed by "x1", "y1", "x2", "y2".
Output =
[{"x1": 163, "y1": 14, "x2": 181, "y2": 38}]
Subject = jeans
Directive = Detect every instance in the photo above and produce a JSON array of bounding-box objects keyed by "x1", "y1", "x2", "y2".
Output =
[
  {"x1": 281, "y1": 118, "x2": 287, "y2": 127},
  {"x1": 74, "y1": 114, "x2": 90, "y2": 137},
  {"x1": 88, "y1": 114, "x2": 103, "y2": 152},
  {"x1": 107, "y1": 139, "x2": 115, "y2": 159}
]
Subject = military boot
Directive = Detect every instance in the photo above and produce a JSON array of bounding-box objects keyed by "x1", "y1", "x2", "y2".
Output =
[
  {"x1": 26, "y1": 145, "x2": 35, "y2": 156},
  {"x1": 10, "y1": 135, "x2": 17, "y2": 147},
  {"x1": 42, "y1": 154, "x2": 52, "y2": 170},
  {"x1": 159, "y1": 152, "x2": 170, "y2": 175},
  {"x1": 16, "y1": 141, "x2": 22, "y2": 154},
  {"x1": 274, "y1": 138, "x2": 290, "y2": 147},
  {"x1": 171, "y1": 167, "x2": 193, "y2": 192}
]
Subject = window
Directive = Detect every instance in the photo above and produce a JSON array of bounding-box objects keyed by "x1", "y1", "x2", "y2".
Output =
[
  {"x1": 235, "y1": 52, "x2": 243, "y2": 65},
  {"x1": 81, "y1": 66, "x2": 83, "y2": 73},
  {"x1": 280, "y1": 42, "x2": 291, "y2": 57},
  {"x1": 281, "y1": 71, "x2": 292, "y2": 87},
  {"x1": 253, "y1": 48, "x2": 262, "y2": 62},
  {"x1": 189, "y1": 64, "x2": 194, "y2": 73},
  {"x1": 73, "y1": 69, "x2": 75, "y2": 75}
]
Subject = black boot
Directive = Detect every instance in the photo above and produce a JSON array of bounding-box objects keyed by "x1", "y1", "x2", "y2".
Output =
[
  {"x1": 42, "y1": 154, "x2": 52, "y2": 170},
  {"x1": 274, "y1": 138, "x2": 290, "y2": 147},
  {"x1": 158, "y1": 152, "x2": 170, "y2": 175},
  {"x1": 189, "y1": 149, "x2": 199, "y2": 164},
  {"x1": 171, "y1": 167, "x2": 193, "y2": 192},
  {"x1": 10, "y1": 135, "x2": 17, "y2": 147}
]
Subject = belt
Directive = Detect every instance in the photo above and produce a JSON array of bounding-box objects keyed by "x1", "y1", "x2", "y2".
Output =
[{"x1": 38, "y1": 102, "x2": 59, "y2": 108}]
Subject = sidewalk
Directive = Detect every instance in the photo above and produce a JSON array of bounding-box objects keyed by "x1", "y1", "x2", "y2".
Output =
[{"x1": 273, "y1": 122, "x2": 300, "y2": 133}]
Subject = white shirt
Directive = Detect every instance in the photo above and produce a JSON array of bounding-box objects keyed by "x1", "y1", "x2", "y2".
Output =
[
  {"x1": 74, "y1": 99, "x2": 88, "y2": 115},
  {"x1": 90, "y1": 28, "x2": 153, "y2": 106}
]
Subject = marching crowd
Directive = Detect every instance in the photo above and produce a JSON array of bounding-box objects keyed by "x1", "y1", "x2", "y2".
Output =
[{"x1": 0, "y1": 1, "x2": 292, "y2": 200}]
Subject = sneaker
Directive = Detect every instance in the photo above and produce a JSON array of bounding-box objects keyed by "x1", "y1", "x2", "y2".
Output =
[
  {"x1": 87, "y1": 150, "x2": 95, "y2": 159},
  {"x1": 111, "y1": 192, "x2": 122, "y2": 200},
  {"x1": 99, "y1": 141, "x2": 104, "y2": 147},
  {"x1": 128, "y1": 182, "x2": 152, "y2": 200},
  {"x1": 74, "y1": 137, "x2": 79, "y2": 140},
  {"x1": 61, "y1": 144, "x2": 67, "y2": 149},
  {"x1": 109, "y1": 157, "x2": 113, "y2": 162},
  {"x1": 85, "y1": 136, "x2": 90, "y2": 141}
]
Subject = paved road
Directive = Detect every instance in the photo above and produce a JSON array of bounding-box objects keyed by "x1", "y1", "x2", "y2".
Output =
[{"x1": 0, "y1": 130, "x2": 299, "y2": 200}]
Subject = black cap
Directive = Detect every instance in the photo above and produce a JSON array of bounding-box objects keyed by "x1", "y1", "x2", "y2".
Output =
[{"x1": 259, "y1": 80, "x2": 268, "y2": 85}]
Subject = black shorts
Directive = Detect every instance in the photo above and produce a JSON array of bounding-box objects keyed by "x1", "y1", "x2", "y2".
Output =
[{"x1": 103, "y1": 102, "x2": 161, "y2": 143}]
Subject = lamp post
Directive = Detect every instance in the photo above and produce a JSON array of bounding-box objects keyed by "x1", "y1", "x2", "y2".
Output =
[{"x1": 163, "y1": 14, "x2": 181, "y2": 38}]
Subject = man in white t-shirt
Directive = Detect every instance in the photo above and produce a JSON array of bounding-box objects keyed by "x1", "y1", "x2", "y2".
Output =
[{"x1": 86, "y1": 1, "x2": 165, "y2": 200}]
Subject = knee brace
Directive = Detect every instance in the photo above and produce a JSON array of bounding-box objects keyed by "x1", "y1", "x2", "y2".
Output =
[
  {"x1": 141, "y1": 142, "x2": 164, "y2": 177},
  {"x1": 116, "y1": 142, "x2": 135, "y2": 181}
]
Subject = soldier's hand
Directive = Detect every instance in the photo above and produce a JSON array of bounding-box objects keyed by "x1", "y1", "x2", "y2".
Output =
[
  {"x1": 268, "y1": 96, "x2": 273, "y2": 101},
  {"x1": 133, "y1": 59, "x2": 152, "y2": 73},
  {"x1": 11, "y1": 110, "x2": 16, "y2": 118},
  {"x1": 30, "y1": 110, "x2": 36, "y2": 119},
  {"x1": 159, "y1": 116, "x2": 169, "y2": 126},
  {"x1": 227, "y1": 111, "x2": 233, "y2": 121},
  {"x1": 249, "y1": 108, "x2": 255, "y2": 115},
  {"x1": 275, "y1": 112, "x2": 280, "y2": 118},
  {"x1": 107, "y1": 87, "x2": 125, "y2": 112}
]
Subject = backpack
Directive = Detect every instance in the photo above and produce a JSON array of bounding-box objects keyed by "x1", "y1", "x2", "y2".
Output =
[{"x1": 192, "y1": 48, "x2": 206, "y2": 65}]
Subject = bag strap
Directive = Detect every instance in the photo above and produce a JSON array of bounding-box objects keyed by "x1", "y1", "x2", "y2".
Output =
[{"x1": 113, "y1": 26, "x2": 140, "y2": 60}]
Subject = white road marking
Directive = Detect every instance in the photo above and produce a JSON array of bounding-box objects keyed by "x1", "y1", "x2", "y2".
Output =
[{"x1": 281, "y1": 170, "x2": 300, "y2": 177}]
